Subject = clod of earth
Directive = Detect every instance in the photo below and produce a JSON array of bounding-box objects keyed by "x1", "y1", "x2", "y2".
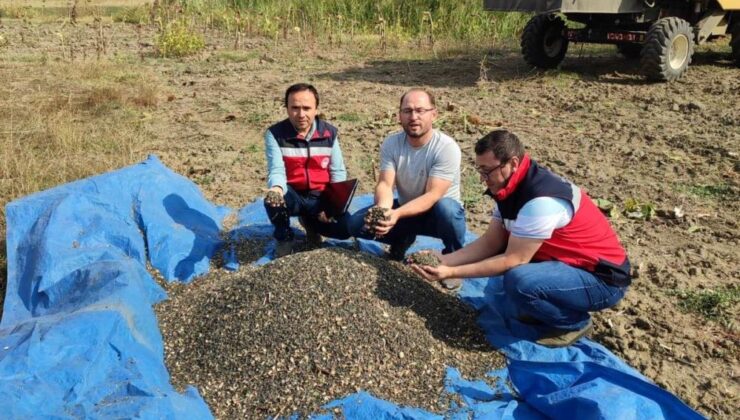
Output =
[
  {"x1": 265, "y1": 190, "x2": 285, "y2": 207},
  {"x1": 156, "y1": 248, "x2": 505, "y2": 418},
  {"x1": 365, "y1": 206, "x2": 390, "y2": 235},
  {"x1": 407, "y1": 251, "x2": 441, "y2": 267}
]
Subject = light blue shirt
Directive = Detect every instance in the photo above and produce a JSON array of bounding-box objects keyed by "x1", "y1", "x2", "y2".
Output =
[{"x1": 264, "y1": 120, "x2": 347, "y2": 191}]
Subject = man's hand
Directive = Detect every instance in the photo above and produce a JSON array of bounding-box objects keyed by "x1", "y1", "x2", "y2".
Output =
[
  {"x1": 373, "y1": 208, "x2": 399, "y2": 237},
  {"x1": 364, "y1": 206, "x2": 390, "y2": 237},
  {"x1": 317, "y1": 211, "x2": 332, "y2": 224},
  {"x1": 411, "y1": 263, "x2": 454, "y2": 282},
  {"x1": 406, "y1": 249, "x2": 445, "y2": 265},
  {"x1": 264, "y1": 187, "x2": 285, "y2": 207}
]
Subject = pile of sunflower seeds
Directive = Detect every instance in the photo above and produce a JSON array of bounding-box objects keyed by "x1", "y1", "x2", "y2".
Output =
[{"x1": 156, "y1": 248, "x2": 504, "y2": 418}]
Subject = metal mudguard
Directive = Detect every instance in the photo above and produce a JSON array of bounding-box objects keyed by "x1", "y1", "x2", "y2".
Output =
[{"x1": 483, "y1": 0, "x2": 646, "y2": 14}]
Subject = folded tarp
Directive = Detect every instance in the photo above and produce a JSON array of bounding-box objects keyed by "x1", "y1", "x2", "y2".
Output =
[
  {"x1": 1, "y1": 156, "x2": 703, "y2": 419},
  {"x1": 1, "y1": 156, "x2": 217, "y2": 418}
]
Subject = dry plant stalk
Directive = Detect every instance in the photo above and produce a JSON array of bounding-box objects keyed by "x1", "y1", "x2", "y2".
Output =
[
  {"x1": 234, "y1": 10, "x2": 242, "y2": 50},
  {"x1": 377, "y1": 17, "x2": 386, "y2": 53},
  {"x1": 69, "y1": 0, "x2": 78, "y2": 25},
  {"x1": 478, "y1": 54, "x2": 489, "y2": 83},
  {"x1": 94, "y1": 16, "x2": 108, "y2": 60},
  {"x1": 150, "y1": 0, "x2": 160, "y2": 23},
  {"x1": 422, "y1": 11, "x2": 435, "y2": 50}
]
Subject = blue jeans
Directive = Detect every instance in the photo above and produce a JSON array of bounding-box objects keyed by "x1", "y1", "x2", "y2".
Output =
[
  {"x1": 503, "y1": 261, "x2": 627, "y2": 333},
  {"x1": 264, "y1": 186, "x2": 353, "y2": 241},
  {"x1": 350, "y1": 197, "x2": 466, "y2": 254}
]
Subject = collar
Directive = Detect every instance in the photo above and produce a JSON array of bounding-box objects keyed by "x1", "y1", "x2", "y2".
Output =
[
  {"x1": 490, "y1": 154, "x2": 531, "y2": 201},
  {"x1": 294, "y1": 119, "x2": 317, "y2": 140}
]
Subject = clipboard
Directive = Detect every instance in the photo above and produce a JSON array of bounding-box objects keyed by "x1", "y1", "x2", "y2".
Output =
[{"x1": 320, "y1": 179, "x2": 358, "y2": 218}]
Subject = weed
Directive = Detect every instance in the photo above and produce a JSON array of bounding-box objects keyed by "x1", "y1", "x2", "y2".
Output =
[
  {"x1": 215, "y1": 50, "x2": 258, "y2": 62},
  {"x1": 670, "y1": 286, "x2": 739, "y2": 327},
  {"x1": 623, "y1": 197, "x2": 656, "y2": 220},
  {"x1": 0, "y1": 5, "x2": 38, "y2": 20},
  {"x1": 246, "y1": 112, "x2": 270, "y2": 125},
  {"x1": 461, "y1": 171, "x2": 483, "y2": 209},
  {"x1": 683, "y1": 183, "x2": 735, "y2": 200},
  {"x1": 156, "y1": 19, "x2": 205, "y2": 57},
  {"x1": 337, "y1": 113, "x2": 363, "y2": 123},
  {"x1": 113, "y1": 6, "x2": 151, "y2": 24}
]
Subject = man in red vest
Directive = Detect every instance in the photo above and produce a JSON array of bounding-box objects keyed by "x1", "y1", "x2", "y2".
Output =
[
  {"x1": 263, "y1": 83, "x2": 352, "y2": 257},
  {"x1": 412, "y1": 129, "x2": 631, "y2": 347}
]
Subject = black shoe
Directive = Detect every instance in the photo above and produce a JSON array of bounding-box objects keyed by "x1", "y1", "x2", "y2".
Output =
[
  {"x1": 388, "y1": 236, "x2": 414, "y2": 261},
  {"x1": 274, "y1": 239, "x2": 295, "y2": 258}
]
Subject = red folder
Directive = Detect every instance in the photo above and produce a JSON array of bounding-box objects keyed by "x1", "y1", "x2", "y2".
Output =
[{"x1": 321, "y1": 179, "x2": 358, "y2": 217}]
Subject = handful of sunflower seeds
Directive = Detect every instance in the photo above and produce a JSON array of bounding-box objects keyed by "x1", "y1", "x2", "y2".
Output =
[
  {"x1": 406, "y1": 251, "x2": 440, "y2": 267},
  {"x1": 265, "y1": 190, "x2": 285, "y2": 207},
  {"x1": 364, "y1": 206, "x2": 390, "y2": 235}
]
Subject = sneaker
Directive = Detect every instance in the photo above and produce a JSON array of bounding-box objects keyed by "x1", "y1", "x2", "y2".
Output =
[
  {"x1": 299, "y1": 216, "x2": 322, "y2": 248},
  {"x1": 388, "y1": 236, "x2": 414, "y2": 261},
  {"x1": 274, "y1": 239, "x2": 295, "y2": 258},
  {"x1": 536, "y1": 319, "x2": 593, "y2": 348},
  {"x1": 440, "y1": 278, "x2": 462, "y2": 291}
]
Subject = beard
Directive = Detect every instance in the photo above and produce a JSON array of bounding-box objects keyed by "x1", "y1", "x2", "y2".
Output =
[{"x1": 403, "y1": 123, "x2": 430, "y2": 139}]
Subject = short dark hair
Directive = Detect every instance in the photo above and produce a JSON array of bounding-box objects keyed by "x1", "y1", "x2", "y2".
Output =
[
  {"x1": 399, "y1": 89, "x2": 436, "y2": 108},
  {"x1": 474, "y1": 129, "x2": 525, "y2": 161},
  {"x1": 284, "y1": 83, "x2": 319, "y2": 108}
]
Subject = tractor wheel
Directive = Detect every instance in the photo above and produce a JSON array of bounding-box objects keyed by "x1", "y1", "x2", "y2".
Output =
[
  {"x1": 731, "y1": 22, "x2": 740, "y2": 66},
  {"x1": 521, "y1": 14, "x2": 569, "y2": 69},
  {"x1": 641, "y1": 17, "x2": 694, "y2": 82},
  {"x1": 617, "y1": 43, "x2": 642, "y2": 59}
]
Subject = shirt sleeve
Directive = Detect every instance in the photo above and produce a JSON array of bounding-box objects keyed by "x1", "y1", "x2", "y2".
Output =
[
  {"x1": 329, "y1": 136, "x2": 347, "y2": 183},
  {"x1": 428, "y1": 140, "x2": 460, "y2": 182},
  {"x1": 264, "y1": 129, "x2": 287, "y2": 191},
  {"x1": 379, "y1": 136, "x2": 397, "y2": 173},
  {"x1": 509, "y1": 197, "x2": 573, "y2": 239},
  {"x1": 492, "y1": 203, "x2": 502, "y2": 221}
]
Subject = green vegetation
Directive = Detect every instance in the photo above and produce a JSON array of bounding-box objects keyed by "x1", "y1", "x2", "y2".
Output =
[
  {"x1": 215, "y1": 50, "x2": 259, "y2": 62},
  {"x1": 461, "y1": 172, "x2": 483, "y2": 208},
  {"x1": 156, "y1": 19, "x2": 206, "y2": 57},
  {"x1": 172, "y1": 0, "x2": 529, "y2": 43},
  {"x1": 0, "y1": 5, "x2": 39, "y2": 19},
  {"x1": 113, "y1": 5, "x2": 151, "y2": 24},
  {"x1": 337, "y1": 112, "x2": 363, "y2": 122},
  {"x1": 623, "y1": 197, "x2": 656, "y2": 220},
  {"x1": 671, "y1": 286, "x2": 739, "y2": 327},
  {"x1": 684, "y1": 183, "x2": 735, "y2": 200}
]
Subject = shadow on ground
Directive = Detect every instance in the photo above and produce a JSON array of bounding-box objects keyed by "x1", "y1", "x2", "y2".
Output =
[{"x1": 320, "y1": 47, "x2": 735, "y2": 88}]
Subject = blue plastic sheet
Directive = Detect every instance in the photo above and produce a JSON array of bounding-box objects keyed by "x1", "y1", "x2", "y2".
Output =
[{"x1": 1, "y1": 157, "x2": 704, "y2": 419}]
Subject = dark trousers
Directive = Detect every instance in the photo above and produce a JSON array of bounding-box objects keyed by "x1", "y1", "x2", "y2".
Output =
[
  {"x1": 264, "y1": 186, "x2": 353, "y2": 241},
  {"x1": 350, "y1": 197, "x2": 466, "y2": 254}
]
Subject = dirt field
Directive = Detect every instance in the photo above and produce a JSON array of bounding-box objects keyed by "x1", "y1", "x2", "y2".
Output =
[{"x1": 1, "y1": 16, "x2": 738, "y2": 418}]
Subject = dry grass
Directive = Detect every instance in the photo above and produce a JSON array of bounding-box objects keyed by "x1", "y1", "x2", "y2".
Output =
[{"x1": 0, "y1": 60, "x2": 160, "y2": 309}]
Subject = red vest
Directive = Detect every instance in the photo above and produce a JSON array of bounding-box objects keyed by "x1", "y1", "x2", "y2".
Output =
[
  {"x1": 268, "y1": 119, "x2": 338, "y2": 192},
  {"x1": 494, "y1": 155, "x2": 631, "y2": 286}
]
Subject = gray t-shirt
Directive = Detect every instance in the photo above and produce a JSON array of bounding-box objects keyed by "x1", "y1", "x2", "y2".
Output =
[{"x1": 379, "y1": 130, "x2": 461, "y2": 205}]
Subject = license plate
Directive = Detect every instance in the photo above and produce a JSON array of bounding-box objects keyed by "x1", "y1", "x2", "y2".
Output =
[{"x1": 606, "y1": 31, "x2": 645, "y2": 42}]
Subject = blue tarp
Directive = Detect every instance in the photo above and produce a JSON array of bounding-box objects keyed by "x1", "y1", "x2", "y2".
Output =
[{"x1": 1, "y1": 156, "x2": 704, "y2": 419}]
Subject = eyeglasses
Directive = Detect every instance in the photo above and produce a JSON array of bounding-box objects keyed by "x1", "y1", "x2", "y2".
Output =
[
  {"x1": 400, "y1": 107, "x2": 435, "y2": 117},
  {"x1": 476, "y1": 159, "x2": 508, "y2": 180}
]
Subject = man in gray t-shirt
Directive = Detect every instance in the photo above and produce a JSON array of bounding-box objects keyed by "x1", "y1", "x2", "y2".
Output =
[{"x1": 350, "y1": 89, "x2": 466, "y2": 266}]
